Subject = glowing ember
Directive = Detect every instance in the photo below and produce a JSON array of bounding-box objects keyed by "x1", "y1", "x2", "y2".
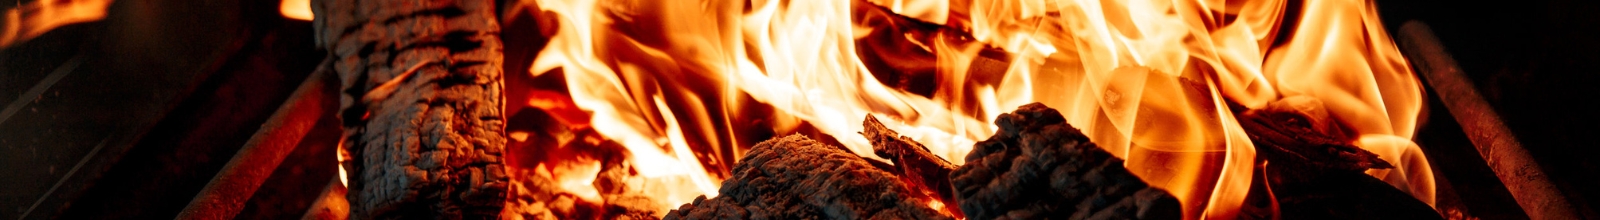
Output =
[{"x1": 510, "y1": 0, "x2": 1431, "y2": 218}]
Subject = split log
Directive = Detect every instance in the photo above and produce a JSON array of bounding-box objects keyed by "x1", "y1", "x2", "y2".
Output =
[
  {"x1": 950, "y1": 103, "x2": 1182, "y2": 220},
  {"x1": 1237, "y1": 109, "x2": 1441, "y2": 220},
  {"x1": 662, "y1": 134, "x2": 953, "y2": 220},
  {"x1": 861, "y1": 115, "x2": 962, "y2": 218},
  {"x1": 311, "y1": 0, "x2": 509, "y2": 218}
]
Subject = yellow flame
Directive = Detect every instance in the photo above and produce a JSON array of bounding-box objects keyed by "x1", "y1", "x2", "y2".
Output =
[{"x1": 280, "y1": 0, "x2": 314, "y2": 21}]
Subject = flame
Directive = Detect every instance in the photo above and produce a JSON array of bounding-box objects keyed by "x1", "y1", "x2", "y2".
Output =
[
  {"x1": 280, "y1": 0, "x2": 313, "y2": 21},
  {"x1": 514, "y1": 0, "x2": 1429, "y2": 218},
  {"x1": 1260, "y1": 0, "x2": 1432, "y2": 208},
  {"x1": 337, "y1": 144, "x2": 350, "y2": 187},
  {"x1": 1, "y1": 0, "x2": 114, "y2": 48}
]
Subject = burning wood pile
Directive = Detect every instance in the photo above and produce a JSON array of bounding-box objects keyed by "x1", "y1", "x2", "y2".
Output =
[
  {"x1": 666, "y1": 104, "x2": 1182, "y2": 219},
  {"x1": 310, "y1": 0, "x2": 1445, "y2": 218}
]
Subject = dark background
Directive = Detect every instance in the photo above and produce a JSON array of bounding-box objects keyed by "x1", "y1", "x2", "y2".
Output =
[
  {"x1": 0, "y1": 0, "x2": 1596, "y2": 219},
  {"x1": 1378, "y1": 0, "x2": 1600, "y2": 219}
]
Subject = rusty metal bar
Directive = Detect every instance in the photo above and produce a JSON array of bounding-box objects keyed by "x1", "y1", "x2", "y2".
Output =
[
  {"x1": 1395, "y1": 20, "x2": 1579, "y2": 220},
  {"x1": 173, "y1": 63, "x2": 333, "y2": 220}
]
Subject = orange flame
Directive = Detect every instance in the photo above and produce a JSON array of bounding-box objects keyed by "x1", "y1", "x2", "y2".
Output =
[
  {"x1": 1, "y1": 0, "x2": 114, "y2": 48},
  {"x1": 280, "y1": 0, "x2": 313, "y2": 21},
  {"x1": 514, "y1": 0, "x2": 1431, "y2": 218}
]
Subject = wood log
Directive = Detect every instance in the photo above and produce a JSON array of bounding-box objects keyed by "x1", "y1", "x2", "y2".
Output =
[
  {"x1": 663, "y1": 134, "x2": 953, "y2": 220},
  {"x1": 1237, "y1": 109, "x2": 1441, "y2": 220},
  {"x1": 950, "y1": 103, "x2": 1181, "y2": 220},
  {"x1": 861, "y1": 115, "x2": 962, "y2": 218},
  {"x1": 311, "y1": 0, "x2": 509, "y2": 218}
]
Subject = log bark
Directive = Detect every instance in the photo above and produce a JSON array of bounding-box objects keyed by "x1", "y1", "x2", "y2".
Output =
[
  {"x1": 311, "y1": 0, "x2": 509, "y2": 218},
  {"x1": 950, "y1": 103, "x2": 1181, "y2": 220},
  {"x1": 861, "y1": 115, "x2": 961, "y2": 218},
  {"x1": 663, "y1": 134, "x2": 953, "y2": 220}
]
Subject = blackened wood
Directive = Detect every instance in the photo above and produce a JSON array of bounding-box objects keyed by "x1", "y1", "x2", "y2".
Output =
[
  {"x1": 311, "y1": 0, "x2": 509, "y2": 218},
  {"x1": 861, "y1": 115, "x2": 961, "y2": 218},
  {"x1": 1266, "y1": 169, "x2": 1442, "y2": 220},
  {"x1": 949, "y1": 103, "x2": 1181, "y2": 220},
  {"x1": 1238, "y1": 110, "x2": 1391, "y2": 175},
  {"x1": 1237, "y1": 109, "x2": 1440, "y2": 220},
  {"x1": 663, "y1": 134, "x2": 953, "y2": 220}
]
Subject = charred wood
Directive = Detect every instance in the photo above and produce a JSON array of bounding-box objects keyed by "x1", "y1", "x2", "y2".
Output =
[
  {"x1": 311, "y1": 0, "x2": 509, "y2": 218},
  {"x1": 1238, "y1": 109, "x2": 1441, "y2": 220},
  {"x1": 950, "y1": 103, "x2": 1182, "y2": 220},
  {"x1": 1239, "y1": 109, "x2": 1390, "y2": 175},
  {"x1": 663, "y1": 134, "x2": 953, "y2": 220},
  {"x1": 861, "y1": 115, "x2": 962, "y2": 218}
]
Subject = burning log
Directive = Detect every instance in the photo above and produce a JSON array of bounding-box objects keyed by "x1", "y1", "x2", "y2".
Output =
[
  {"x1": 862, "y1": 115, "x2": 962, "y2": 217},
  {"x1": 662, "y1": 134, "x2": 953, "y2": 220},
  {"x1": 950, "y1": 103, "x2": 1182, "y2": 220},
  {"x1": 1237, "y1": 103, "x2": 1442, "y2": 219},
  {"x1": 311, "y1": 0, "x2": 509, "y2": 218}
]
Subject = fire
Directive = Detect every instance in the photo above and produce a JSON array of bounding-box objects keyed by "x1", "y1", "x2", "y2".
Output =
[
  {"x1": 1, "y1": 0, "x2": 114, "y2": 48},
  {"x1": 280, "y1": 0, "x2": 314, "y2": 21},
  {"x1": 511, "y1": 0, "x2": 1430, "y2": 218}
]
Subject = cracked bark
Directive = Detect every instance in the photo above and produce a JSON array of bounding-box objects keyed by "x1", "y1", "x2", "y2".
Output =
[{"x1": 312, "y1": 0, "x2": 509, "y2": 218}]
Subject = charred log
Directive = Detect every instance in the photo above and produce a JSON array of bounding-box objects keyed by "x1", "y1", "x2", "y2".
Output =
[
  {"x1": 950, "y1": 103, "x2": 1182, "y2": 220},
  {"x1": 861, "y1": 115, "x2": 962, "y2": 218},
  {"x1": 1238, "y1": 109, "x2": 1441, "y2": 220},
  {"x1": 311, "y1": 0, "x2": 509, "y2": 218},
  {"x1": 663, "y1": 134, "x2": 953, "y2": 220},
  {"x1": 1240, "y1": 109, "x2": 1391, "y2": 174}
]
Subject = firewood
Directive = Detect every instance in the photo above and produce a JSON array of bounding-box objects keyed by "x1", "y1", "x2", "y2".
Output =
[
  {"x1": 950, "y1": 103, "x2": 1182, "y2": 220},
  {"x1": 1237, "y1": 109, "x2": 1441, "y2": 220},
  {"x1": 861, "y1": 115, "x2": 962, "y2": 218},
  {"x1": 311, "y1": 0, "x2": 509, "y2": 218},
  {"x1": 1239, "y1": 110, "x2": 1391, "y2": 175},
  {"x1": 662, "y1": 134, "x2": 953, "y2": 220}
]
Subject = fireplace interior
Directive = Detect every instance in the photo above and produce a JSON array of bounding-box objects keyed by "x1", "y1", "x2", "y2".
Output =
[{"x1": 1, "y1": 0, "x2": 1598, "y2": 219}]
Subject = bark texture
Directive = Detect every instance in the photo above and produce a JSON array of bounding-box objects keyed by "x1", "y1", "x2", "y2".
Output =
[
  {"x1": 950, "y1": 103, "x2": 1182, "y2": 220},
  {"x1": 862, "y1": 115, "x2": 961, "y2": 218},
  {"x1": 662, "y1": 134, "x2": 953, "y2": 220},
  {"x1": 311, "y1": 0, "x2": 508, "y2": 218}
]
